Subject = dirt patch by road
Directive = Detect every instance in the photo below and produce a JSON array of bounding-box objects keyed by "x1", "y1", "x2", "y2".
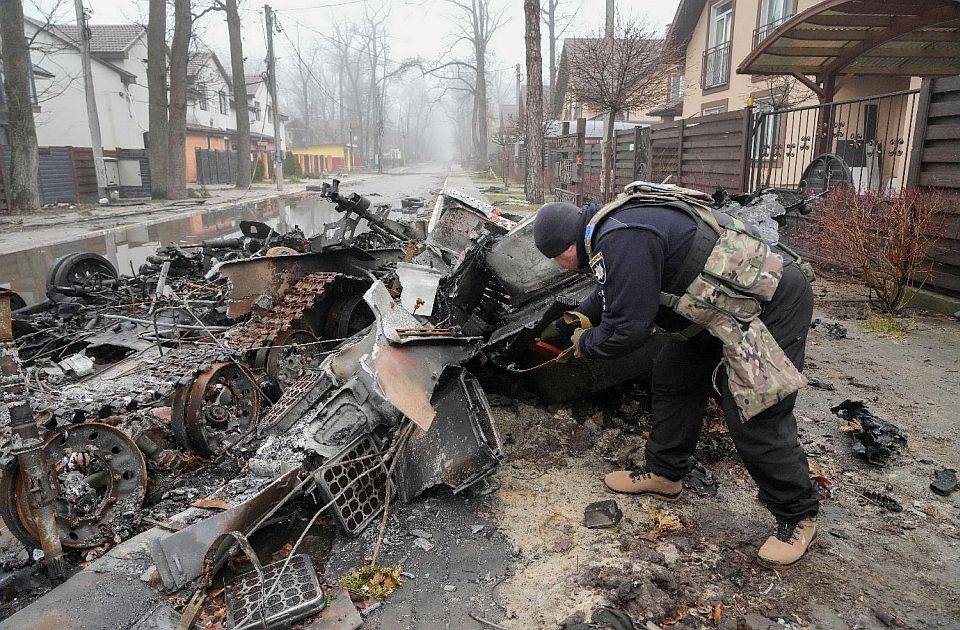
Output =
[{"x1": 482, "y1": 278, "x2": 960, "y2": 629}]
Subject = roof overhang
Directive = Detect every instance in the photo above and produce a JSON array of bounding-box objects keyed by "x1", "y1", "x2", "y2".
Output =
[{"x1": 738, "y1": 0, "x2": 960, "y2": 81}]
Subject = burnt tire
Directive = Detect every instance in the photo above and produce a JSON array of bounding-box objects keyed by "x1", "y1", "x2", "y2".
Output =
[{"x1": 46, "y1": 252, "x2": 118, "y2": 301}]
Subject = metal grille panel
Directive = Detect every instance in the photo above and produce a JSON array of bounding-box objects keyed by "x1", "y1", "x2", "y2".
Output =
[
  {"x1": 225, "y1": 554, "x2": 324, "y2": 630},
  {"x1": 315, "y1": 435, "x2": 388, "y2": 536}
]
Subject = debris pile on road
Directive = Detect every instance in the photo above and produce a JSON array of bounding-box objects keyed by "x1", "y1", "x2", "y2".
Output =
[
  {"x1": 0, "y1": 178, "x2": 679, "y2": 627},
  {"x1": 832, "y1": 399, "x2": 907, "y2": 463}
]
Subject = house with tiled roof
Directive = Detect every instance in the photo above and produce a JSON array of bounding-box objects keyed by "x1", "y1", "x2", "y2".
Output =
[
  {"x1": 551, "y1": 38, "x2": 662, "y2": 125},
  {"x1": 10, "y1": 17, "x2": 151, "y2": 151}
]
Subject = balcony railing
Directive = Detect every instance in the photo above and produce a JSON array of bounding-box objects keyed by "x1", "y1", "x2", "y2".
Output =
[
  {"x1": 701, "y1": 41, "x2": 731, "y2": 89},
  {"x1": 752, "y1": 14, "x2": 793, "y2": 48}
]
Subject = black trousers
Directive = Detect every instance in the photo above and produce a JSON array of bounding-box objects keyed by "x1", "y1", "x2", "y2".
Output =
[{"x1": 644, "y1": 264, "x2": 820, "y2": 523}]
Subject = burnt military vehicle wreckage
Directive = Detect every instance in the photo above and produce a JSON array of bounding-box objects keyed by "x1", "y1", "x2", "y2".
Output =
[{"x1": 0, "y1": 178, "x2": 681, "y2": 625}]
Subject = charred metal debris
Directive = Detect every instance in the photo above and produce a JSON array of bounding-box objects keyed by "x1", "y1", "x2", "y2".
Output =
[{"x1": 1, "y1": 179, "x2": 683, "y2": 624}]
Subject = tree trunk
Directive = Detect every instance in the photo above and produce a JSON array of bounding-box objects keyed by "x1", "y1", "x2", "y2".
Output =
[
  {"x1": 547, "y1": 0, "x2": 556, "y2": 112},
  {"x1": 146, "y1": 0, "x2": 168, "y2": 198},
  {"x1": 602, "y1": 108, "x2": 616, "y2": 202},
  {"x1": 0, "y1": 0, "x2": 41, "y2": 210},
  {"x1": 166, "y1": 0, "x2": 190, "y2": 199},
  {"x1": 524, "y1": 0, "x2": 544, "y2": 203},
  {"x1": 475, "y1": 51, "x2": 489, "y2": 169},
  {"x1": 225, "y1": 0, "x2": 251, "y2": 188}
]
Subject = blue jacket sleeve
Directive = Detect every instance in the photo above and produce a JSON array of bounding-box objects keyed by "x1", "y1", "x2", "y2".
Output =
[
  {"x1": 576, "y1": 286, "x2": 603, "y2": 326},
  {"x1": 577, "y1": 228, "x2": 663, "y2": 359}
]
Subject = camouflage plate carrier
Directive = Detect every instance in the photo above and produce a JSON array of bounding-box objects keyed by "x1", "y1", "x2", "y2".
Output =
[{"x1": 584, "y1": 182, "x2": 808, "y2": 421}]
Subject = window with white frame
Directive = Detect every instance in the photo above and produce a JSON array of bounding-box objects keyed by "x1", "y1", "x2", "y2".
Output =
[
  {"x1": 703, "y1": 1, "x2": 733, "y2": 88},
  {"x1": 757, "y1": 0, "x2": 791, "y2": 43},
  {"x1": 197, "y1": 82, "x2": 209, "y2": 110},
  {"x1": 669, "y1": 74, "x2": 684, "y2": 102},
  {"x1": 702, "y1": 105, "x2": 725, "y2": 116},
  {"x1": 752, "y1": 96, "x2": 781, "y2": 161}
]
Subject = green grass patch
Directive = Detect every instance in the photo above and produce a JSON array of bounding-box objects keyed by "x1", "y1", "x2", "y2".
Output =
[
  {"x1": 860, "y1": 307, "x2": 914, "y2": 340},
  {"x1": 340, "y1": 565, "x2": 404, "y2": 600},
  {"x1": 485, "y1": 193, "x2": 542, "y2": 213},
  {"x1": 469, "y1": 174, "x2": 501, "y2": 182}
]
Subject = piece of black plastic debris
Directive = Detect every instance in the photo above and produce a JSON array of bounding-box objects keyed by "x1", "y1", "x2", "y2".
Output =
[
  {"x1": 584, "y1": 499, "x2": 623, "y2": 529},
  {"x1": 811, "y1": 318, "x2": 848, "y2": 340},
  {"x1": 829, "y1": 528, "x2": 850, "y2": 540},
  {"x1": 832, "y1": 400, "x2": 906, "y2": 464},
  {"x1": 683, "y1": 460, "x2": 720, "y2": 497},
  {"x1": 930, "y1": 468, "x2": 958, "y2": 496}
]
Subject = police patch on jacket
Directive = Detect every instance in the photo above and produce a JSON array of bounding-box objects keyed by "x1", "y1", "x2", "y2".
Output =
[{"x1": 589, "y1": 251, "x2": 606, "y2": 284}]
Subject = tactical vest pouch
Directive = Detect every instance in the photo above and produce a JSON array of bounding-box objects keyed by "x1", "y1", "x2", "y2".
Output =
[
  {"x1": 702, "y1": 227, "x2": 783, "y2": 300},
  {"x1": 672, "y1": 275, "x2": 806, "y2": 421},
  {"x1": 723, "y1": 320, "x2": 807, "y2": 420}
]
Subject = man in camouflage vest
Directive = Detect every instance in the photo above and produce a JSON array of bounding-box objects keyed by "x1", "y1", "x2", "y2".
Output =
[{"x1": 533, "y1": 191, "x2": 820, "y2": 568}]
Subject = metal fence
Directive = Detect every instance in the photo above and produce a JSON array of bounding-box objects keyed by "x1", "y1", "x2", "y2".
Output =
[{"x1": 747, "y1": 89, "x2": 921, "y2": 196}]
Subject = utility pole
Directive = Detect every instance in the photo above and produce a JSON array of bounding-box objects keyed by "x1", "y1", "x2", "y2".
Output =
[
  {"x1": 515, "y1": 64, "x2": 522, "y2": 123},
  {"x1": 605, "y1": 0, "x2": 614, "y2": 37},
  {"x1": 74, "y1": 0, "x2": 107, "y2": 200},
  {"x1": 264, "y1": 5, "x2": 283, "y2": 191}
]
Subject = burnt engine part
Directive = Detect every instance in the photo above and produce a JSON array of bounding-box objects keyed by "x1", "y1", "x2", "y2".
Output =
[
  {"x1": 170, "y1": 361, "x2": 261, "y2": 456},
  {"x1": 0, "y1": 422, "x2": 147, "y2": 550}
]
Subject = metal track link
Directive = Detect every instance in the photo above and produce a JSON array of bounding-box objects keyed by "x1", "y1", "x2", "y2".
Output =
[{"x1": 225, "y1": 272, "x2": 367, "y2": 352}]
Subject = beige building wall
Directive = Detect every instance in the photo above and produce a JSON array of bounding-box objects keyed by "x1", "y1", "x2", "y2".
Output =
[{"x1": 679, "y1": 0, "x2": 913, "y2": 118}]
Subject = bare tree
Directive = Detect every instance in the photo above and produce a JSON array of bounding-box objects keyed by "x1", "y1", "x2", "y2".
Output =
[
  {"x1": 524, "y1": 0, "x2": 543, "y2": 203},
  {"x1": 568, "y1": 16, "x2": 675, "y2": 201},
  {"x1": 223, "y1": 0, "x2": 251, "y2": 187},
  {"x1": 541, "y1": 0, "x2": 579, "y2": 110},
  {"x1": 431, "y1": 0, "x2": 507, "y2": 169},
  {"x1": 166, "y1": 0, "x2": 191, "y2": 199},
  {"x1": 146, "y1": 0, "x2": 168, "y2": 198},
  {"x1": 0, "y1": 0, "x2": 41, "y2": 210}
]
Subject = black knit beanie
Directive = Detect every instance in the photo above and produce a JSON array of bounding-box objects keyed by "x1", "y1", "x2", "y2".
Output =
[{"x1": 533, "y1": 202, "x2": 583, "y2": 258}]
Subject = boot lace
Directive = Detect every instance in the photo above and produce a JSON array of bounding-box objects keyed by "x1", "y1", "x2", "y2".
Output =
[
  {"x1": 628, "y1": 465, "x2": 653, "y2": 481},
  {"x1": 774, "y1": 520, "x2": 800, "y2": 543}
]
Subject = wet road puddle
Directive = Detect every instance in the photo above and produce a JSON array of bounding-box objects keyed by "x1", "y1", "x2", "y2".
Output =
[{"x1": 1, "y1": 194, "x2": 354, "y2": 305}]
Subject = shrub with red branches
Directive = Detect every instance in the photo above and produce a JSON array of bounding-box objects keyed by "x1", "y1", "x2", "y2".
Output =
[{"x1": 811, "y1": 187, "x2": 951, "y2": 313}]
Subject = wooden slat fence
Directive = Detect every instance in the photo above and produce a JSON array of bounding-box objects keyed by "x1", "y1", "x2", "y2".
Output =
[
  {"x1": 907, "y1": 74, "x2": 960, "y2": 295},
  {"x1": 649, "y1": 110, "x2": 750, "y2": 193}
]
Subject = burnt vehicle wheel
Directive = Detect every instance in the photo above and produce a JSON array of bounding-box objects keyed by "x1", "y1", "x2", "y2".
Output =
[
  {"x1": 171, "y1": 362, "x2": 261, "y2": 456},
  {"x1": 799, "y1": 153, "x2": 852, "y2": 196},
  {"x1": 46, "y1": 252, "x2": 119, "y2": 301},
  {"x1": 0, "y1": 423, "x2": 146, "y2": 549},
  {"x1": 255, "y1": 329, "x2": 322, "y2": 398},
  {"x1": 0, "y1": 460, "x2": 38, "y2": 548},
  {"x1": 323, "y1": 294, "x2": 374, "y2": 339}
]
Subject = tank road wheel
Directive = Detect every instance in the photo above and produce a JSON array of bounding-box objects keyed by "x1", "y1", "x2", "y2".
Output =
[
  {"x1": 255, "y1": 329, "x2": 322, "y2": 399},
  {"x1": 323, "y1": 294, "x2": 374, "y2": 340},
  {"x1": 0, "y1": 460, "x2": 39, "y2": 548},
  {"x1": 0, "y1": 423, "x2": 146, "y2": 549},
  {"x1": 171, "y1": 362, "x2": 261, "y2": 456}
]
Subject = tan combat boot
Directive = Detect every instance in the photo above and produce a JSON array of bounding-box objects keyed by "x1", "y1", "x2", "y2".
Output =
[
  {"x1": 604, "y1": 466, "x2": 683, "y2": 500},
  {"x1": 757, "y1": 518, "x2": 817, "y2": 569}
]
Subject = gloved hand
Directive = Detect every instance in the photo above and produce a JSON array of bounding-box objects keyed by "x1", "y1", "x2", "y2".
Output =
[
  {"x1": 571, "y1": 326, "x2": 587, "y2": 358},
  {"x1": 540, "y1": 317, "x2": 577, "y2": 344},
  {"x1": 553, "y1": 311, "x2": 592, "y2": 363}
]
